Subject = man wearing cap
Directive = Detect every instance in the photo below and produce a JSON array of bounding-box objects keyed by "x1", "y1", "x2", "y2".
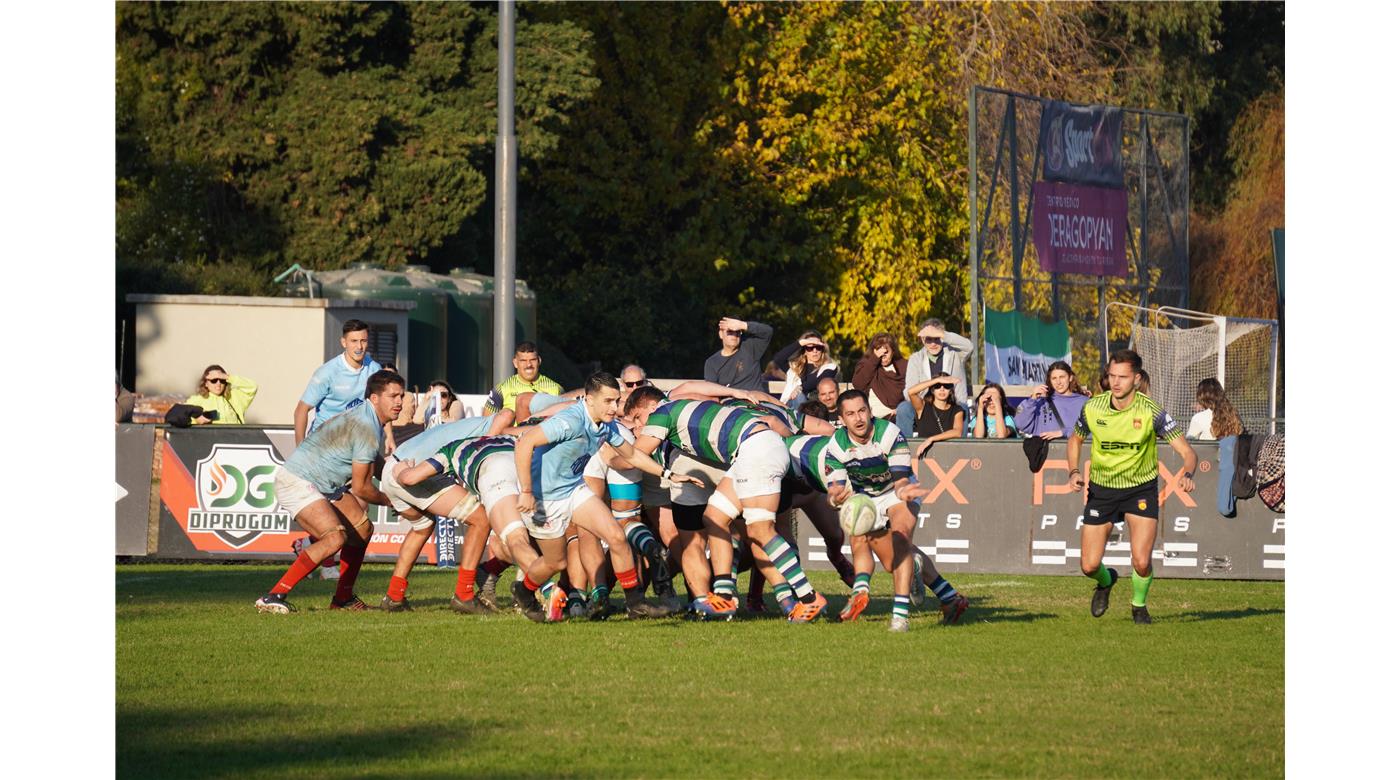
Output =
[{"x1": 896, "y1": 318, "x2": 973, "y2": 438}]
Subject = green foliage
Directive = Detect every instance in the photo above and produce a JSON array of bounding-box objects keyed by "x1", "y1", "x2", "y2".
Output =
[{"x1": 117, "y1": 564, "x2": 1284, "y2": 778}]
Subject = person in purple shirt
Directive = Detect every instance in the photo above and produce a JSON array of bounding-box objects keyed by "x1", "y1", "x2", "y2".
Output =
[{"x1": 1013, "y1": 361, "x2": 1091, "y2": 441}]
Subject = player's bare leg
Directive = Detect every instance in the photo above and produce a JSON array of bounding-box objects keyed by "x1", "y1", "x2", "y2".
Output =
[{"x1": 568, "y1": 496, "x2": 671, "y2": 618}]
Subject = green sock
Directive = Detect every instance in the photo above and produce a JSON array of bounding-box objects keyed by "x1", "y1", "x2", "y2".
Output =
[
  {"x1": 1089, "y1": 564, "x2": 1113, "y2": 589},
  {"x1": 1131, "y1": 570, "x2": 1153, "y2": 607}
]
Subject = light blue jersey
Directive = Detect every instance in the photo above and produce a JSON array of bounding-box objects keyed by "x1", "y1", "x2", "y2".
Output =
[
  {"x1": 283, "y1": 402, "x2": 384, "y2": 493},
  {"x1": 531, "y1": 400, "x2": 624, "y2": 500},
  {"x1": 300, "y1": 354, "x2": 383, "y2": 434},
  {"x1": 527, "y1": 392, "x2": 573, "y2": 418},
  {"x1": 394, "y1": 416, "x2": 494, "y2": 461}
]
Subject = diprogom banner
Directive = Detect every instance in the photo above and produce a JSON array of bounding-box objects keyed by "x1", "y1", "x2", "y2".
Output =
[
  {"x1": 1031, "y1": 180, "x2": 1128, "y2": 277},
  {"x1": 983, "y1": 308, "x2": 1071, "y2": 386}
]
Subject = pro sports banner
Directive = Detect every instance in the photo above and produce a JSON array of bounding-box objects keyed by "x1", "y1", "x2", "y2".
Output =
[
  {"x1": 1040, "y1": 100, "x2": 1124, "y2": 188},
  {"x1": 982, "y1": 308, "x2": 1071, "y2": 386},
  {"x1": 1031, "y1": 180, "x2": 1128, "y2": 277}
]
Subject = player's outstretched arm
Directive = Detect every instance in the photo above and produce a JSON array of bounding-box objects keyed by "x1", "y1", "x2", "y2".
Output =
[{"x1": 394, "y1": 458, "x2": 441, "y2": 487}]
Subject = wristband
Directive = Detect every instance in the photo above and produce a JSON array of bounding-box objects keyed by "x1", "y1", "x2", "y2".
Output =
[{"x1": 1183, "y1": 472, "x2": 1194, "y2": 479}]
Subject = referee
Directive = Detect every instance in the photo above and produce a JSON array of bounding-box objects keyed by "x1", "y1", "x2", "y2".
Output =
[{"x1": 1066, "y1": 350, "x2": 1198, "y2": 625}]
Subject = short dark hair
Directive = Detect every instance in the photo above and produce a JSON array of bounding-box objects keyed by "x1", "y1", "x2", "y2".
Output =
[
  {"x1": 584, "y1": 371, "x2": 620, "y2": 396},
  {"x1": 797, "y1": 400, "x2": 827, "y2": 419},
  {"x1": 343, "y1": 319, "x2": 370, "y2": 336},
  {"x1": 514, "y1": 341, "x2": 539, "y2": 357},
  {"x1": 365, "y1": 369, "x2": 405, "y2": 398},
  {"x1": 624, "y1": 385, "x2": 667, "y2": 416},
  {"x1": 836, "y1": 388, "x2": 868, "y2": 413},
  {"x1": 1108, "y1": 349, "x2": 1142, "y2": 375}
]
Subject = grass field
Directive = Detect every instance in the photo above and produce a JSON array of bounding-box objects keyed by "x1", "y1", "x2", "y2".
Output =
[{"x1": 116, "y1": 564, "x2": 1283, "y2": 778}]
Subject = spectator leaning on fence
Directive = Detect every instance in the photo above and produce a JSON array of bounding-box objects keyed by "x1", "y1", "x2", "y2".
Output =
[
  {"x1": 703, "y1": 316, "x2": 774, "y2": 391},
  {"x1": 912, "y1": 371, "x2": 964, "y2": 453},
  {"x1": 1013, "y1": 361, "x2": 1089, "y2": 441},
  {"x1": 186, "y1": 364, "x2": 257, "y2": 425},
  {"x1": 1188, "y1": 378, "x2": 1244, "y2": 440},
  {"x1": 897, "y1": 318, "x2": 973, "y2": 438},
  {"x1": 416, "y1": 380, "x2": 466, "y2": 428},
  {"x1": 774, "y1": 330, "x2": 840, "y2": 405},
  {"x1": 852, "y1": 332, "x2": 907, "y2": 422},
  {"x1": 968, "y1": 382, "x2": 1018, "y2": 439}
]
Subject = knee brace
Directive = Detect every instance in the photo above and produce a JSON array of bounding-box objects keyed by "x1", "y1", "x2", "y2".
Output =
[
  {"x1": 446, "y1": 494, "x2": 480, "y2": 521},
  {"x1": 743, "y1": 508, "x2": 776, "y2": 525},
  {"x1": 707, "y1": 491, "x2": 739, "y2": 520},
  {"x1": 500, "y1": 520, "x2": 526, "y2": 543}
]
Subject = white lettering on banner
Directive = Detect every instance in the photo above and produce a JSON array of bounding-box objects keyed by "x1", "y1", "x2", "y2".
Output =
[
  {"x1": 1046, "y1": 213, "x2": 1116, "y2": 253},
  {"x1": 946, "y1": 513, "x2": 962, "y2": 529},
  {"x1": 1041, "y1": 514, "x2": 1057, "y2": 529},
  {"x1": 1064, "y1": 122, "x2": 1095, "y2": 168},
  {"x1": 1045, "y1": 194, "x2": 1081, "y2": 209},
  {"x1": 1174, "y1": 516, "x2": 1191, "y2": 533},
  {"x1": 1074, "y1": 515, "x2": 1085, "y2": 530},
  {"x1": 371, "y1": 533, "x2": 389, "y2": 543},
  {"x1": 917, "y1": 512, "x2": 930, "y2": 529},
  {"x1": 1271, "y1": 518, "x2": 1285, "y2": 534}
]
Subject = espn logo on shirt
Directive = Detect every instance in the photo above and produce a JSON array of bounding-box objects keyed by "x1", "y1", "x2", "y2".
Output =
[{"x1": 189, "y1": 444, "x2": 293, "y2": 548}]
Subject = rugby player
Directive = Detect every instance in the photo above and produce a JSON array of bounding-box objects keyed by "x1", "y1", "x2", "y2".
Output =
[
  {"x1": 292, "y1": 319, "x2": 383, "y2": 445},
  {"x1": 377, "y1": 413, "x2": 511, "y2": 613},
  {"x1": 513, "y1": 372, "x2": 702, "y2": 621},
  {"x1": 1066, "y1": 350, "x2": 1197, "y2": 625},
  {"x1": 824, "y1": 390, "x2": 967, "y2": 632},
  {"x1": 256, "y1": 370, "x2": 403, "y2": 613},
  {"x1": 626, "y1": 388, "x2": 830, "y2": 622}
]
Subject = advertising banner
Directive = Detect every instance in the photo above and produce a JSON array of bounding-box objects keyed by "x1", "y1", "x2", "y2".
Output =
[
  {"x1": 796, "y1": 439, "x2": 1284, "y2": 581},
  {"x1": 116, "y1": 424, "x2": 157, "y2": 556},
  {"x1": 1031, "y1": 180, "x2": 1129, "y2": 277},
  {"x1": 983, "y1": 308, "x2": 1072, "y2": 386},
  {"x1": 1040, "y1": 100, "x2": 1124, "y2": 187},
  {"x1": 156, "y1": 427, "x2": 435, "y2": 563}
]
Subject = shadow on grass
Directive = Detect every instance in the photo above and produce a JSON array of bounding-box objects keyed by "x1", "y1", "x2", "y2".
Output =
[
  {"x1": 1173, "y1": 607, "x2": 1285, "y2": 623},
  {"x1": 116, "y1": 705, "x2": 556, "y2": 779}
]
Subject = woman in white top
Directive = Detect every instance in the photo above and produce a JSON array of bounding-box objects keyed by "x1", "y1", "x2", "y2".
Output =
[
  {"x1": 776, "y1": 330, "x2": 840, "y2": 405},
  {"x1": 1188, "y1": 378, "x2": 1243, "y2": 440}
]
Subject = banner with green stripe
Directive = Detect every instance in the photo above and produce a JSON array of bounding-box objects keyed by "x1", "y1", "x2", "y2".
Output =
[{"x1": 983, "y1": 308, "x2": 1071, "y2": 385}]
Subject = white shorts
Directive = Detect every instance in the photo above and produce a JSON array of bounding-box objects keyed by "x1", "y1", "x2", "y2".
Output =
[
  {"x1": 381, "y1": 455, "x2": 458, "y2": 527},
  {"x1": 474, "y1": 452, "x2": 521, "y2": 515},
  {"x1": 727, "y1": 429, "x2": 788, "y2": 500},
  {"x1": 274, "y1": 466, "x2": 347, "y2": 519},
  {"x1": 530, "y1": 483, "x2": 594, "y2": 540},
  {"x1": 869, "y1": 490, "x2": 905, "y2": 532},
  {"x1": 669, "y1": 451, "x2": 726, "y2": 506}
]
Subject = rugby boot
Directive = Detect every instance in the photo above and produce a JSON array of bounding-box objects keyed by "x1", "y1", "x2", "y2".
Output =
[
  {"x1": 787, "y1": 592, "x2": 828, "y2": 623},
  {"x1": 1091, "y1": 568, "x2": 1119, "y2": 618},
  {"x1": 940, "y1": 594, "x2": 969, "y2": 625},
  {"x1": 449, "y1": 594, "x2": 495, "y2": 615},
  {"x1": 587, "y1": 595, "x2": 616, "y2": 621},
  {"x1": 1132, "y1": 605, "x2": 1153, "y2": 625},
  {"x1": 778, "y1": 595, "x2": 798, "y2": 615},
  {"x1": 480, "y1": 571, "x2": 502, "y2": 608},
  {"x1": 838, "y1": 591, "x2": 869, "y2": 623},
  {"x1": 625, "y1": 597, "x2": 673, "y2": 620},
  {"x1": 329, "y1": 594, "x2": 369, "y2": 611},
  {"x1": 692, "y1": 593, "x2": 738, "y2": 621},
  {"x1": 910, "y1": 554, "x2": 927, "y2": 607},
  {"x1": 545, "y1": 588, "x2": 569, "y2": 622},
  {"x1": 889, "y1": 615, "x2": 910, "y2": 633},
  {"x1": 512, "y1": 581, "x2": 546, "y2": 623},
  {"x1": 254, "y1": 593, "x2": 294, "y2": 614},
  {"x1": 379, "y1": 594, "x2": 412, "y2": 612},
  {"x1": 566, "y1": 595, "x2": 588, "y2": 619}
]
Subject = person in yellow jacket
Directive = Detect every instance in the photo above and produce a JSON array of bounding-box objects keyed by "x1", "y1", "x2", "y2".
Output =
[{"x1": 186, "y1": 364, "x2": 257, "y2": 424}]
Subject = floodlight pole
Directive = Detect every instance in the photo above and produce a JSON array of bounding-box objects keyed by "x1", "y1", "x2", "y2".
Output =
[{"x1": 492, "y1": 0, "x2": 518, "y2": 387}]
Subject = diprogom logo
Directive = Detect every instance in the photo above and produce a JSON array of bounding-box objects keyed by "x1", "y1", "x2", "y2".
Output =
[{"x1": 191, "y1": 444, "x2": 292, "y2": 548}]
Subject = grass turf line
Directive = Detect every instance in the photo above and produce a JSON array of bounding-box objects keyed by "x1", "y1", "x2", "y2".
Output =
[{"x1": 117, "y1": 564, "x2": 1283, "y2": 779}]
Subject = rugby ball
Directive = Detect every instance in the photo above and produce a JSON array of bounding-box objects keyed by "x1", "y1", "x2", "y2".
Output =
[{"x1": 839, "y1": 493, "x2": 880, "y2": 537}]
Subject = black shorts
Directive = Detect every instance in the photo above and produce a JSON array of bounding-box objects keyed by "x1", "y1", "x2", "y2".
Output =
[
  {"x1": 671, "y1": 502, "x2": 706, "y2": 533},
  {"x1": 1083, "y1": 481, "x2": 1158, "y2": 525}
]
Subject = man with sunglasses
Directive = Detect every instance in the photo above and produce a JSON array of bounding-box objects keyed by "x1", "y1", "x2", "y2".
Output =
[
  {"x1": 704, "y1": 316, "x2": 774, "y2": 392},
  {"x1": 896, "y1": 318, "x2": 972, "y2": 438}
]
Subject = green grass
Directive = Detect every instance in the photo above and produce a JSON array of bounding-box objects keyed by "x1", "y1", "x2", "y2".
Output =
[{"x1": 117, "y1": 564, "x2": 1283, "y2": 779}]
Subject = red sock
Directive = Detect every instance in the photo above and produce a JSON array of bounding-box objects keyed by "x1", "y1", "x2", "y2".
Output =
[
  {"x1": 334, "y1": 544, "x2": 368, "y2": 602},
  {"x1": 483, "y1": 557, "x2": 509, "y2": 577},
  {"x1": 522, "y1": 572, "x2": 541, "y2": 592},
  {"x1": 617, "y1": 567, "x2": 639, "y2": 590},
  {"x1": 387, "y1": 575, "x2": 408, "y2": 602},
  {"x1": 455, "y1": 569, "x2": 476, "y2": 601},
  {"x1": 271, "y1": 552, "x2": 318, "y2": 595}
]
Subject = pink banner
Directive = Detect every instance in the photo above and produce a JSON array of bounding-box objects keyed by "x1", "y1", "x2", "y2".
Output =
[{"x1": 1032, "y1": 181, "x2": 1128, "y2": 277}]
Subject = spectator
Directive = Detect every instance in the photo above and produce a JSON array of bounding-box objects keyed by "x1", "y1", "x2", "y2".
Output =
[
  {"x1": 116, "y1": 374, "x2": 136, "y2": 423},
  {"x1": 1013, "y1": 360, "x2": 1089, "y2": 441},
  {"x1": 852, "y1": 333, "x2": 907, "y2": 422},
  {"x1": 815, "y1": 376, "x2": 841, "y2": 419},
  {"x1": 911, "y1": 372, "x2": 964, "y2": 450},
  {"x1": 619, "y1": 364, "x2": 652, "y2": 405},
  {"x1": 485, "y1": 341, "x2": 563, "y2": 415},
  {"x1": 897, "y1": 318, "x2": 973, "y2": 438},
  {"x1": 774, "y1": 330, "x2": 840, "y2": 405},
  {"x1": 968, "y1": 382, "x2": 1017, "y2": 439},
  {"x1": 415, "y1": 380, "x2": 465, "y2": 428},
  {"x1": 1189, "y1": 378, "x2": 1244, "y2": 440},
  {"x1": 293, "y1": 319, "x2": 382, "y2": 445},
  {"x1": 703, "y1": 316, "x2": 774, "y2": 391},
  {"x1": 185, "y1": 364, "x2": 257, "y2": 425}
]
